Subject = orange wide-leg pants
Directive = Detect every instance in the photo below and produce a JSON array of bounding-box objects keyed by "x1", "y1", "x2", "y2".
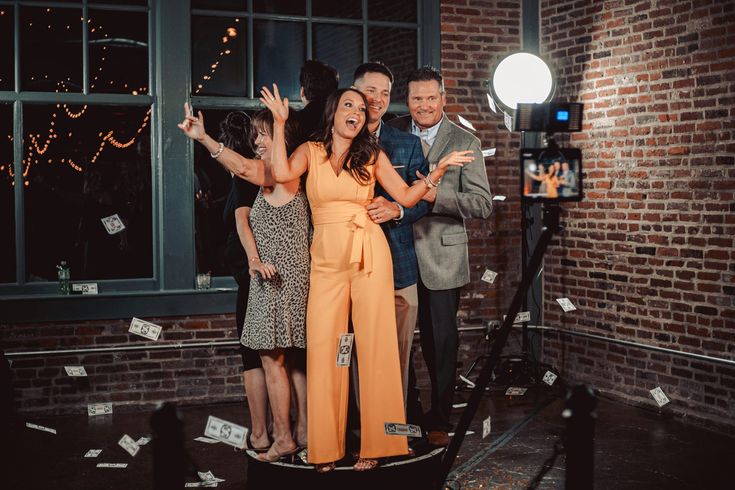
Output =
[{"x1": 306, "y1": 213, "x2": 409, "y2": 464}]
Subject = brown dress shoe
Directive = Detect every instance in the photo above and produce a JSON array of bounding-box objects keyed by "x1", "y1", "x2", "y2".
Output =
[{"x1": 427, "y1": 430, "x2": 450, "y2": 446}]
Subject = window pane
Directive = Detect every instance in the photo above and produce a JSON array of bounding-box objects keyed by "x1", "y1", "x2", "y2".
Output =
[
  {"x1": 89, "y1": 9, "x2": 148, "y2": 94},
  {"x1": 368, "y1": 0, "x2": 416, "y2": 22},
  {"x1": 312, "y1": 0, "x2": 361, "y2": 19},
  {"x1": 0, "y1": 7, "x2": 13, "y2": 91},
  {"x1": 253, "y1": 0, "x2": 305, "y2": 15},
  {"x1": 192, "y1": 0, "x2": 246, "y2": 10},
  {"x1": 254, "y1": 20, "x2": 305, "y2": 101},
  {"x1": 21, "y1": 7, "x2": 83, "y2": 92},
  {"x1": 90, "y1": 0, "x2": 148, "y2": 5},
  {"x1": 23, "y1": 104, "x2": 153, "y2": 281},
  {"x1": 368, "y1": 28, "x2": 416, "y2": 102},
  {"x1": 313, "y1": 24, "x2": 362, "y2": 88},
  {"x1": 0, "y1": 105, "x2": 14, "y2": 283},
  {"x1": 192, "y1": 16, "x2": 247, "y2": 96},
  {"x1": 194, "y1": 109, "x2": 255, "y2": 277}
]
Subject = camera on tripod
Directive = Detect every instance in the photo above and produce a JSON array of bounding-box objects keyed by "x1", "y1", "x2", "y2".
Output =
[{"x1": 515, "y1": 102, "x2": 584, "y2": 203}]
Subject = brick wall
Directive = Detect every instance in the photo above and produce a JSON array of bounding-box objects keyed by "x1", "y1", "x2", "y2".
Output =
[
  {"x1": 539, "y1": 0, "x2": 735, "y2": 431},
  {"x1": 440, "y1": 0, "x2": 524, "y2": 322}
]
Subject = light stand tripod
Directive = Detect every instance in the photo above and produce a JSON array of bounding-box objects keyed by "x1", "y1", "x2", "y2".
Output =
[{"x1": 434, "y1": 203, "x2": 563, "y2": 489}]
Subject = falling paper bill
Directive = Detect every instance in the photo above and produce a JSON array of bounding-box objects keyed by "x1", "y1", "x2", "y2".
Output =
[
  {"x1": 457, "y1": 114, "x2": 476, "y2": 132},
  {"x1": 72, "y1": 282, "x2": 98, "y2": 295},
  {"x1": 88, "y1": 403, "x2": 113, "y2": 416},
  {"x1": 486, "y1": 93, "x2": 497, "y2": 113},
  {"x1": 101, "y1": 214, "x2": 126, "y2": 235},
  {"x1": 84, "y1": 449, "x2": 102, "y2": 458},
  {"x1": 492, "y1": 195, "x2": 507, "y2": 201},
  {"x1": 129, "y1": 317, "x2": 162, "y2": 341},
  {"x1": 556, "y1": 297, "x2": 577, "y2": 312},
  {"x1": 482, "y1": 148, "x2": 496, "y2": 157},
  {"x1": 118, "y1": 434, "x2": 140, "y2": 457},
  {"x1": 336, "y1": 332, "x2": 354, "y2": 367},
  {"x1": 65, "y1": 366, "x2": 88, "y2": 377},
  {"x1": 185, "y1": 483, "x2": 217, "y2": 488},
  {"x1": 452, "y1": 402, "x2": 468, "y2": 409},
  {"x1": 482, "y1": 415, "x2": 492, "y2": 439},
  {"x1": 97, "y1": 463, "x2": 127, "y2": 468},
  {"x1": 504, "y1": 311, "x2": 531, "y2": 323},
  {"x1": 504, "y1": 111, "x2": 513, "y2": 132},
  {"x1": 505, "y1": 387, "x2": 528, "y2": 396},
  {"x1": 198, "y1": 471, "x2": 225, "y2": 484},
  {"x1": 26, "y1": 422, "x2": 57, "y2": 434},
  {"x1": 194, "y1": 436, "x2": 220, "y2": 444},
  {"x1": 297, "y1": 448, "x2": 308, "y2": 464},
  {"x1": 481, "y1": 269, "x2": 498, "y2": 285},
  {"x1": 203, "y1": 415, "x2": 248, "y2": 449},
  {"x1": 448, "y1": 431, "x2": 474, "y2": 436},
  {"x1": 384, "y1": 422, "x2": 422, "y2": 438},
  {"x1": 136, "y1": 436, "x2": 152, "y2": 446},
  {"x1": 542, "y1": 371, "x2": 558, "y2": 386},
  {"x1": 650, "y1": 387, "x2": 670, "y2": 407}
]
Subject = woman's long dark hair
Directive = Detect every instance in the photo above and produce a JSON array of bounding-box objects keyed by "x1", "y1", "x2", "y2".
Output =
[{"x1": 314, "y1": 88, "x2": 381, "y2": 185}]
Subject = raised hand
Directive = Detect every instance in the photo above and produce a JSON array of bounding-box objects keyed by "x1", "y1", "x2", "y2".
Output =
[
  {"x1": 259, "y1": 84, "x2": 289, "y2": 124},
  {"x1": 177, "y1": 102, "x2": 206, "y2": 141}
]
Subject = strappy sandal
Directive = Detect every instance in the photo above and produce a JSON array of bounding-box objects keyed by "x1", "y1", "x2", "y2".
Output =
[
  {"x1": 315, "y1": 461, "x2": 336, "y2": 473},
  {"x1": 353, "y1": 457, "x2": 379, "y2": 472},
  {"x1": 242, "y1": 434, "x2": 270, "y2": 453}
]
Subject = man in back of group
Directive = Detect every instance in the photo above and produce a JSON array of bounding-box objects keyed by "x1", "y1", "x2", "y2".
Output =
[
  {"x1": 352, "y1": 61, "x2": 430, "y2": 411},
  {"x1": 389, "y1": 66, "x2": 493, "y2": 446},
  {"x1": 293, "y1": 59, "x2": 339, "y2": 145}
]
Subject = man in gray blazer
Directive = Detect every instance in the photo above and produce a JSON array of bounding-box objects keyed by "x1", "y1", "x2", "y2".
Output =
[{"x1": 388, "y1": 66, "x2": 493, "y2": 446}]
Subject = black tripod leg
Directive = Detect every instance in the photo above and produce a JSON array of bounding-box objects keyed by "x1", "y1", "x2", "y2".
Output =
[{"x1": 434, "y1": 210, "x2": 558, "y2": 489}]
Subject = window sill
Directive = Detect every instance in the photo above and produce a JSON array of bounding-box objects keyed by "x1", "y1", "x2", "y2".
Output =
[{"x1": 0, "y1": 288, "x2": 238, "y2": 324}]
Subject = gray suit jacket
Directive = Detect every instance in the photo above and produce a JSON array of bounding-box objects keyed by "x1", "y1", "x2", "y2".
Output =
[{"x1": 388, "y1": 114, "x2": 493, "y2": 290}]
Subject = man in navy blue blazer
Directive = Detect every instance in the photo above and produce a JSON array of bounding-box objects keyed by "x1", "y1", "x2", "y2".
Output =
[{"x1": 353, "y1": 62, "x2": 429, "y2": 412}]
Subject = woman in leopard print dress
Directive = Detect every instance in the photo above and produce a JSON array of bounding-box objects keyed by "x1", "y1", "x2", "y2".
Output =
[{"x1": 238, "y1": 110, "x2": 310, "y2": 462}]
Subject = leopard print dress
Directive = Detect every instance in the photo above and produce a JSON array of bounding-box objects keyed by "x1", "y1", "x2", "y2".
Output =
[{"x1": 240, "y1": 187, "x2": 310, "y2": 350}]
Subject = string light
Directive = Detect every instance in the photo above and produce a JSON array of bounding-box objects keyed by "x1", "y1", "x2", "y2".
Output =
[{"x1": 194, "y1": 23, "x2": 238, "y2": 94}]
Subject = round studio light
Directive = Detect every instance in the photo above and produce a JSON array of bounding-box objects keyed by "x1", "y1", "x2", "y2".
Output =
[{"x1": 490, "y1": 52, "x2": 554, "y2": 111}]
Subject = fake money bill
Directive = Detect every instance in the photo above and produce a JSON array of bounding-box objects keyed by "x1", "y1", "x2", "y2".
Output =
[
  {"x1": 96, "y1": 463, "x2": 127, "y2": 468},
  {"x1": 84, "y1": 449, "x2": 102, "y2": 458},
  {"x1": 457, "y1": 114, "x2": 476, "y2": 132},
  {"x1": 482, "y1": 415, "x2": 492, "y2": 439},
  {"x1": 65, "y1": 366, "x2": 88, "y2": 377},
  {"x1": 136, "y1": 436, "x2": 152, "y2": 446},
  {"x1": 505, "y1": 387, "x2": 528, "y2": 396},
  {"x1": 482, "y1": 148, "x2": 496, "y2": 158},
  {"x1": 650, "y1": 387, "x2": 670, "y2": 407},
  {"x1": 384, "y1": 422, "x2": 422, "y2": 438},
  {"x1": 542, "y1": 371, "x2": 558, "y2": 386},
  {"x1": 88, "y1": 403, "x2": 113, "y2": 416},
  {"x1": 481, "y1": 269, "x2": 498, "y2": 284},
  {"x1": 492, "y1": 195, "x2": 507, "y2": 201},
  {"x1": 194, "y1": 436, "x2": 220, "y2": 444},
  {"x1": 128, "y1": 317, "x2": 162, "y2": 341},
  {"x1": 336, "y1": 333, "x2": 354, "y2": 367},
  {"x1": 486, "y1": 93, "x2": 497, "y2": 113},
  {"x1": 556, "y1": 297, "x2": 577, "y2": 312},
  {"x1": 26, "y1": 422, "x2": 56, "y2": 434},
  {"x1": 118, "y1": 434, "x2": 140, "y2": 457},
  {"x1": 203, "y1": 415, "x2": 247, "y2": 449},
  {"x1": 198, "y1": 471, "x2": 225, "y2": 483},
  {"x1": 101, "y1": 214, "x2": 126, "y2": 235}
]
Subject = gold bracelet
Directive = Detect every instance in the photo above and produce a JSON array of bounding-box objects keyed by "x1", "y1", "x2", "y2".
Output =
[{"x1": 210, "y1": 142, "x2": 225, "y2": 159}]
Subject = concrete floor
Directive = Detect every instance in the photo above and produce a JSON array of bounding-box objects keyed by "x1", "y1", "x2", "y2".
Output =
[{"x1": 6, "y1": 384, "x2": 733, "y2": 489}]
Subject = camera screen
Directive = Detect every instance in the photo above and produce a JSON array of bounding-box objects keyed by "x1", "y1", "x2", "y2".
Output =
[{"x1": 521, "y1": 147, "x2": 583, "y2": 202}]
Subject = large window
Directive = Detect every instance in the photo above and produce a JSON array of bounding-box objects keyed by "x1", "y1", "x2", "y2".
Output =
[{"x1": 1, "y1": 0, "x2": 437, "y2": 320}]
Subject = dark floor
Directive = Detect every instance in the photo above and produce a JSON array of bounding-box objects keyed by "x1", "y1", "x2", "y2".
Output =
[{"x1": 7, "y1": 385, "x2": 733, "y2": 489}]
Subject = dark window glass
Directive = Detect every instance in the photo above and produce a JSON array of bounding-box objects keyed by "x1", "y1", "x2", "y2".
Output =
[
  {"x1": 313, "y1": 24, "x2": 362, "y2": 88},
  {"x1": 90, "y1": 0, "x2": 148, "y2": 5},
  {"x1": 23, "y1": 104, "x2": 152, "y2": 281},
  {"x1": 192, "y1": 0, "x2": 247, "y2": 10},
  {"x1": 312, "y1": 0, "x2": 362, "y2": 19},
  {"x1": 192, "y1": 16, "x2": 247, "y2": 96},
  {"x1": 368, "y1": 28, "x2": 416, "y2": 102},
  {"x1": 193, "y1": 109, "x2": 255, "y2": 277},
  {"x1": 21, "y1": 7, "x2": 83, "y2": 92},
  {"x1": 89, "y1": 9, "x2": 148, "y2": 94},
  {"x1": 0, "y1": 105, "x2": 14, "y2": 283},
  {"x1": 368, "y1": 0, "x2": 416, "y2": 22},
  {"x1": 253, "y1": 0, "x2": 305, "y2": 15},
  {"x1": 0, "y1": 7, "x2": 13, "y2": 91},
  {"x1": 254, "y1": 20, "x2": 305, "y2": 101}
]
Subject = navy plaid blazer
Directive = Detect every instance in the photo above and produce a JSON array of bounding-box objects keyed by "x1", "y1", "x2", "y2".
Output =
[{"x1": 375, "y1": 122, "x2": 430, "y2": 289}]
